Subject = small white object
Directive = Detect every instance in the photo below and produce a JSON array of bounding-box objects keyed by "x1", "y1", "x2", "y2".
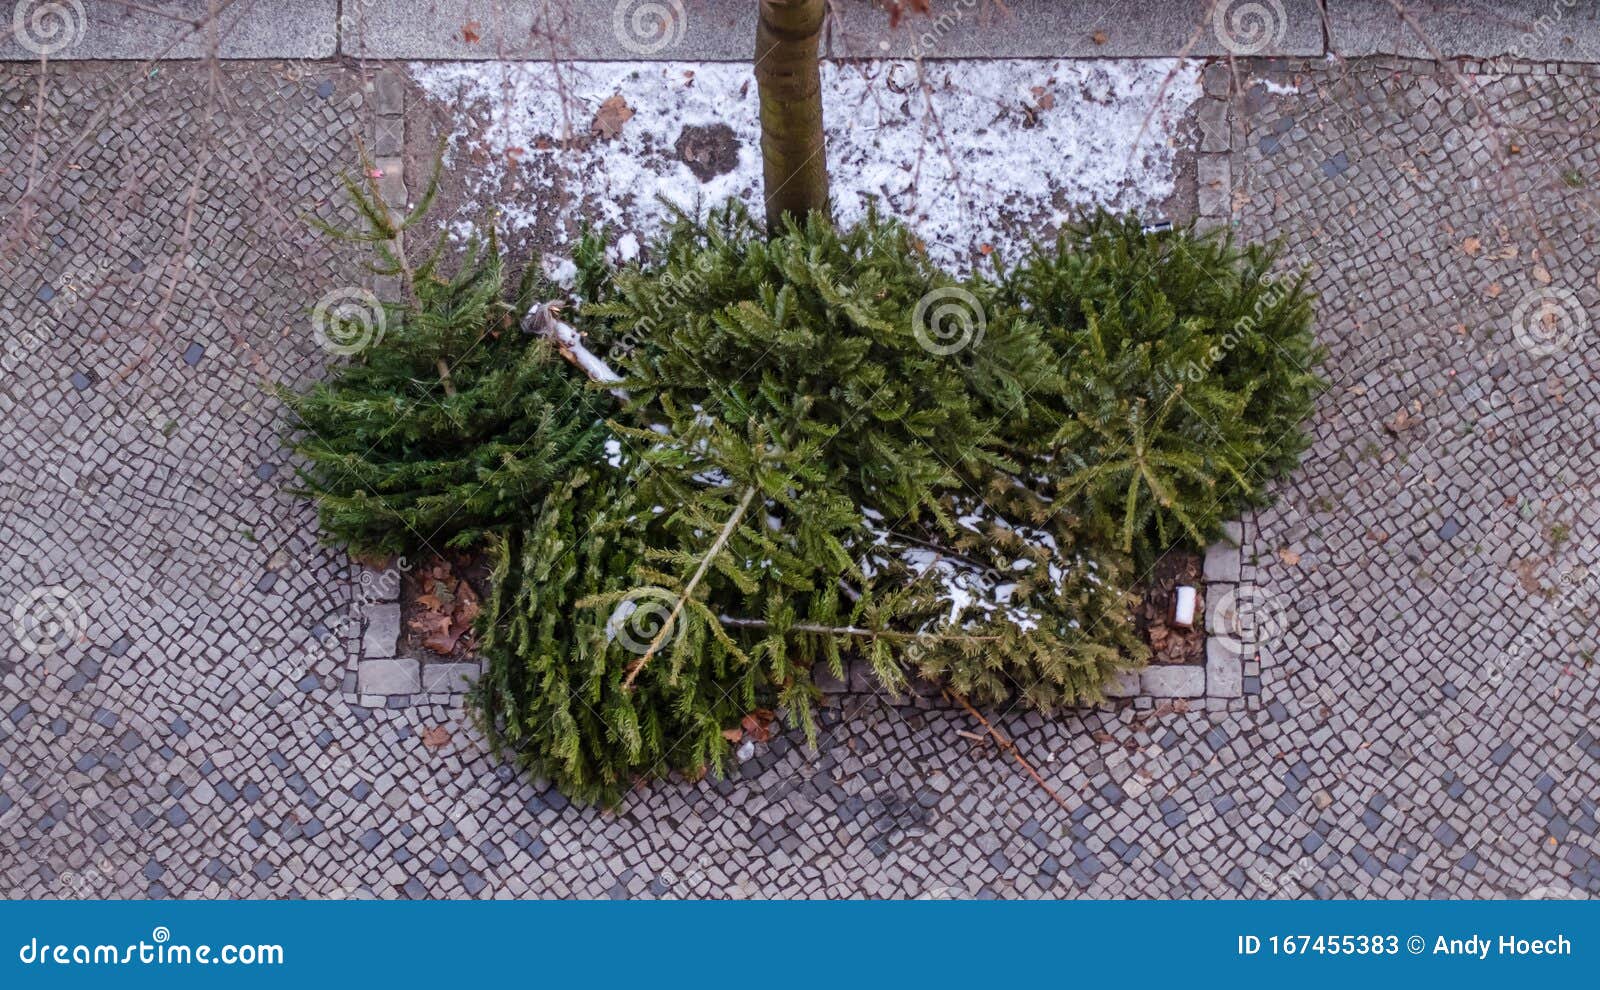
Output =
[{"x1": 1172, "y1": 585, "x2": 1197, "y2": 628}]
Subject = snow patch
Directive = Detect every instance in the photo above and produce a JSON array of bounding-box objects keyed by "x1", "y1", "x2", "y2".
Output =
[{"x1": 411, "y1": 59, "x2": 1200, "y2": 268}]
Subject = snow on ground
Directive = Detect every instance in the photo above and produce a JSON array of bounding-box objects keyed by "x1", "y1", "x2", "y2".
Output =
[{"x1": 411, "y1": 59, "x2": 1200, "y2": 269}]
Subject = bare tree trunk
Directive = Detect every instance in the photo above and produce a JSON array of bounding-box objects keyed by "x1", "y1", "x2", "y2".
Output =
[{"x1": 755, "y1": 0, "x2": 829, "y2": 231}]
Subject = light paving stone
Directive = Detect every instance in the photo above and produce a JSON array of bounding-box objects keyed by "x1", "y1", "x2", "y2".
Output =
[
  {"x1": 1139, "y1": 666, "x2": 1206, "y2": 698},
  {"x1": 1204, "y1": 521, "x2": 1244, "y2": 582},
  {"x1": 358, "y1": 659, "x2": 420, "y2": 695},
  {"x1": 420, "y1": 663, "x2": 479, "y2": 694},
  {"x1": 1205, "y1": 640, "x2": 1243, "y2": 698},
  {"x1": 361, "y1": 603, "x2": 400, "y2": 659}
]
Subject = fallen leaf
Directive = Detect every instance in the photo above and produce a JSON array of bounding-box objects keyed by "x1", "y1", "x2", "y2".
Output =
[
  {"x1": 721, "y1": 728, "x2": 743, "y2": 743},
  {"x1": 423, "y1": 627, "x2": 463, "y2": 655},
  {"x1": 1485, "y1": 282, "x2": 1503, "y2": 299},
  {"x1": 461, "y1": 20, "x2": 481, "y2": 44},
  {"x1": 741, "y1": 708, "x2": 776, "y2": 743},
  {"x1": 420, "y1": 726, "x2": 450, "y2": 750},
  {"x1": 1030, "y1": 85, "x2": 1055, "y2": 110},
  {"x1": 591, "y1": 94, "x2": 635, "y2": 140},
  {"x1": 1461, "y1": 236, "x2": 1482, "y2": 256},
  {"x1": 452, "y1": 580, "x2": 481, "y2": 627},
  {"x1": 1534, "y1": 265, "x2": 1553, "y2": 285},
  {"x1": 1384, "y1": 408, "x2": 1419, "y2": 434},
  {"x1": 1092, "y1": 30, "x2": 1108, "y2": 45},
  {"x1": 409, "y1": 611, "x2": 450, "y2": 636},
  {"x1": 1277, "y1": 548, "x2": 1301, "y2": 566}
]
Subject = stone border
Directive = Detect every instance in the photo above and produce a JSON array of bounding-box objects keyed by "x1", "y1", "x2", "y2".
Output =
[
  {"x1": 344, "y1": 67, "x2": 482, "y2": 707},
  {"x1": 13, "y1": 2, "x2": 1599, "y2": 63}
]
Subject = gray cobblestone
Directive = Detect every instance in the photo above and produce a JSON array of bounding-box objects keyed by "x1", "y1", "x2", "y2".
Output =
[{"x1": 1, "y1": 51, "x2": 1595, "y2": 902}]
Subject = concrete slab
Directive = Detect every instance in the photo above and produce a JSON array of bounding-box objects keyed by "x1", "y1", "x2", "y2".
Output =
[
  {"x1": 1329, "y1": 0, "x2": 1600, "y2": 62},
  {"x1": 0, "y1": 0, "x2": 337, "y2": 61},
  {"x1": 347, "y1": 0, "x2": 1324, "y2": 61},
  {"x1": 358, "y1": 657, "x2": 420, "y2": 695}
]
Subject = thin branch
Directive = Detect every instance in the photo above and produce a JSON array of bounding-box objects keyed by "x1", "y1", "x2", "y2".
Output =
[
  {"x1": 717, "y1": 616, "x2": 1001, "y2": 642},
  {"x1": 622, "y1": 484, "x2": 759, "y2": 691},
  {"x1": 947, "y1": 689, "x2": 1073, "y2": 814}
]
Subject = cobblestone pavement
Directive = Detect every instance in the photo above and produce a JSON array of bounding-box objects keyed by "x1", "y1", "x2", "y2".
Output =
[{"x1": 2, "y1": 53, "x2": 1597, "y2": 900}]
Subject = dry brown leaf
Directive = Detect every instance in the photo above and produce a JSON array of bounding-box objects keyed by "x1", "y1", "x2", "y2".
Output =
[
  {"x1": 1486, "y1": 282, "x2": 1503, "y2": 298},
  {"x1": 1384, "y1": 408, "x2": 1419, "y2": 434},
  {"x1": 1277, "y1": 548, "x2": 1302, "y2": 566},
  {"x1": 420, "y1": 726, "x2": 450, "y2": 750},
  {"x1": 1534, "y1": 265, "x2": 1553, "y2": 285},
  {"x1": 1092, "y1": 30, "x2": 1108, "y2": 45},
  {"x1": 591, "y1": 94, "x2": 635, "y2": 140},
  {"x1": 424, "y1": 629, "x2": 463, "y2": 655},
  {"x1": 721, "y1": 728, "x2": 743, "y2": 743},
  {"x1": 461, "y1": 20, "x2": 481, "y2": 44},
  {"x1": 1461, "y1": 236, "x2": 1482, "y2": 256},
  {"x1": 741, "y1": 709, "x2": 776, "y2": 743},
  {"x1": 409, "y1": 611, "x2": 450, "y2": 636},
  {"x1": 452, "y1": 580, "x2": 481, "y2": 627}
]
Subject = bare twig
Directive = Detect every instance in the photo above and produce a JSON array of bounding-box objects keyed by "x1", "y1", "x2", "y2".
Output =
[{"x1": 947, "y1": 689, "x2": 1073, "y2": 814}]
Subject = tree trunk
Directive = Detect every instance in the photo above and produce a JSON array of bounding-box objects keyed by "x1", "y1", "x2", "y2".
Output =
[{"x1": 755, "y1": 0, "x2": 829, "y2": 232}]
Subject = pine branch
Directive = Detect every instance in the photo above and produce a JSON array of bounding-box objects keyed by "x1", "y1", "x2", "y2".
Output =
[{"x1": 622, "y1": 484, "x2": 758, "y2": 691}]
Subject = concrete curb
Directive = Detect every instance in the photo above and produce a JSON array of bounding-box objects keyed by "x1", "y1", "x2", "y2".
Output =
[{"x1": 8, "y1": 1, "x2": 1598, "y2": 63}]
